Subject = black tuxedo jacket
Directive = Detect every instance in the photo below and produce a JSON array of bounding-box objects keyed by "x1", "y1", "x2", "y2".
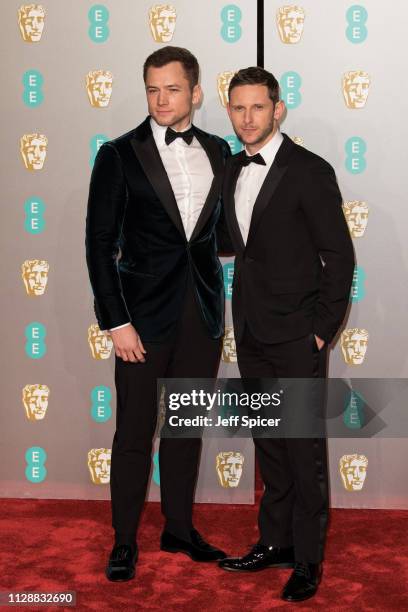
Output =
[
  {"x1": 223, "y1": 133, "x2": 355, "y2": 345},
  {"x1": 86, "y1": 117, "x2": 230, "y2": 341}
]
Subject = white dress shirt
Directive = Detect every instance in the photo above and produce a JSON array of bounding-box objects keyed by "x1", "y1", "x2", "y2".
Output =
[
  {"x1": 110, "y1": 117, "x2": 214, "y2": 331},
  {"x1": 235, "y1": 130, "x2": 284, "y2": 244}
]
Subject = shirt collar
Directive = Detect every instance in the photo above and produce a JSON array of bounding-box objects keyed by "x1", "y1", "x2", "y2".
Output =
[
  {"x1": 150, "y1": 116, "x2": 193, "y2": 147},
  {"x1": 244, "y1": 129, "x2": 284, "y2": 166}
]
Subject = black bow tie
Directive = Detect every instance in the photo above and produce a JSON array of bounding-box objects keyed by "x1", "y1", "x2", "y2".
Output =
[
  {"x1": 239, "y1": 152, "x2": 266, "y2": 167},
  {"x1": 165, "y1": 127, "x2": 194, "y2": 146}
]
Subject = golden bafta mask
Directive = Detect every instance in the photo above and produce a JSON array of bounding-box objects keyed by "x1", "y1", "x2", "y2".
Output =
[
  {"x1": 217, "y1": 71, "x2": 236, "y2": 107},
  {"x1": 216, "y1": 452, "x2": 244, "y2": 488},
  {"x1": 87, "y1": 448, "x2": 111, "y2": 484},
  {"x1": 21, "y1": 259, "x2": 49, "y2": 296},
  {"x1": 149, "y1": 4, "x2": 177, "y2": 42},
  {"x1": 22, "y1": 384, "x2": 49, "y2": 421},
  {"x1": 222, "y1": 326, "x2": 237, "y2": 363},
  {"x1": 342, "y1": 71, "x2": 370, "y2": 109},
  {"x1": 339, "y1": 454, "x2": 368, "y2": 491},
  {"x1": 341, "y1": 328, "x2": 369, "y2": 366},
  {"x1": 18, "y1": 4, "x2": 45, "y2": 42},
  {"x1": 88, "y1": 324, "x2": 114, "y2": 360},
  {"x1": 20, "y1": 133, "x2": 47, "y2": 170},
  {"x1": 342, "y1": 201, "x2": 369, "y2": 238},
  {"x1": 292, "y1": 136, "x2": 304, "y2": 146},
  {"x1": 86, "y1": 70, "x2": 113, "y2": 108},
  {"x1": 276, "y1": 6, "x2": 305, "y2": 44}
]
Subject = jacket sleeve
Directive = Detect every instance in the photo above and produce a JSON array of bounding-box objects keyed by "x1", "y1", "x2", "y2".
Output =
[
  {"x1": 216, "y1": 139, "x2": 235, "y2": 255},
  {"x1": 85, "y1": 143, "x2": 131, "y2": 331},
  {"x1": 301, "y1": 157, "x2": 355, "y2": 343}
]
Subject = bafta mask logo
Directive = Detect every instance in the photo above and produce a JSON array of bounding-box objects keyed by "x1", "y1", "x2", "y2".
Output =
[
  {"x1": 339, "y1": 454, "x2": 368, "y2": 491},
  {"x1": 341, "y1": 328, "x2": 369, "y2": 366},
  {"x1": 20, "y1": 133, "x2": 47, "y2": 170},
  {"x1": 18, "y1": 4, "x2": 45, "y2": 42},
  {"x1": 276, "y1": 6, "x2": 305, "y2": 44},
  {"x1": 217, "y1": 71, "x2": 236, "y2": 107},
  {"x1": 292, "y1": 136, "x2": 304, "y2": 146},
  {"x1": 216, "y1": 452, "x2": 244, "y2": 488},
  {"x1": 86, "y1": 70, "x2": 113, "y2": 107},
  {"x1": 342, "y1": 71, "x2": 370, "y2": 109},
  {"x1": 88, "y1": 324, "x2": 114, "y2": 360},
  {"x1": 22, "y1": 384, "x2": 49, "y2": 421},
  {"x1": 149, "y1": 4, "x2": 177, "y2": 42},
  {"x1": 342, "y1": 201, "x2": 369, "y2": 238},
  {"x1": 87, "y1": 448, "x2": 111, "y2": 484},
  {"x1": 21, "y1": 259, "x2": 49, "y2": 296},
  {"x1": 222, "y1": 326, "x2": 237, "y2": 363}
]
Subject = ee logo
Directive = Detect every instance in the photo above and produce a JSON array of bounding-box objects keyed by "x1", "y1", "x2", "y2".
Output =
[
  {"x1": 221, "y1": 5, "x2": 242, "y2": 43},
  {"x1": 153, "y1": 451, "x2": 160, "y2": 485},
  {"x1": 224, "y1": 134, "x2": 243, "y2": 154},
  {"x1": 350, "y1": 266, "x2": 366, "y2": 303},
  {"x1": 88, "y1": 5, "x2": 109, "y2": 43},
  {"x1": 223, "y1": 262, "x2": 234, "y2": 300},
  {"x1": 25, "y1": 446, "x2": 47, "y2": 483},
  {"x1": 343, "y1": 390, "x2": 365, "y2": 429},
  {"x1": 90, "y1": 135, "x2": 109, "y2": 167},
  {"x1": 91, "y1": 386, "x2": 112, "y2": 422},
  {"x1": 346, "y1": 5, "x2": 368, "y2": 43},
  {"x1": 22, "y1": 70, "x2": 44, "y2": 107},
  {"x1": 280, "y1": 72, "x2": 302, "y2": 109},
  {"x1": 24, "y1": 197, "x2": 45, "y2": 234},
  {"x1": 345, "y1": 137, "x2": 367, "y2": 174},
  {"x1": 25, "y1": 322, "x2": 46, "y2": 359}
]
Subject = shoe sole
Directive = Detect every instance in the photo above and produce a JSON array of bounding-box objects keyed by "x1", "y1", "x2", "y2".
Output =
[
  {"x1": 160, "y1": 545, "x2": 225, "y2": 562},
  {"x1": 219, "y1": 562, "x2": 295, "y2": 572},
  {"x1": 105, "y1": 569, "x2": 135, "y2": 582}
]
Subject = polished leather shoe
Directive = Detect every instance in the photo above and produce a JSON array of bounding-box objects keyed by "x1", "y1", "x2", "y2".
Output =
[
  {"x1": 160, "y1": 529, "x2": 227, "y2": 561},
  {"x1": 105, "y1": 544, "x2": 138, "y2": 582},
  {"x1": 281, "y1": 561, "x2": 322, "y2": 602},
  {"x1": 219, "y1": 543, "x2": 295, "y2": 572}
]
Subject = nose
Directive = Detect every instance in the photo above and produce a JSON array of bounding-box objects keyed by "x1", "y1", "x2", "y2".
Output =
[
  {"x1": 243, "y1": 109, "x2": 253, "y2": 125},
  {"x1": 157, "y1": 90, "x2": 169, "y2": 106}
]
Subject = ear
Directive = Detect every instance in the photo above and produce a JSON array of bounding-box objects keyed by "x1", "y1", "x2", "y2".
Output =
[
  {"x1": 226, "y1": 103, "x2": 232, "y2": 120},
  {"x1": 192, "y1": 83, "x2": 202, "y2": 106},
  {"x1": 274, "y1": 100, "x2": 286, "y2": 122}
]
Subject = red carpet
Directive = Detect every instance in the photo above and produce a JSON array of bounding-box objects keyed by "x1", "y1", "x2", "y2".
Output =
[{"x1": 1, "y1": 498, "x2": 407, "y2": 611}]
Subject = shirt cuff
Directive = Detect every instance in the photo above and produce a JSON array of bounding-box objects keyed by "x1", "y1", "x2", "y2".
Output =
[{"x1": 109, "y1": 322, "x2": 131, "y2": 331}]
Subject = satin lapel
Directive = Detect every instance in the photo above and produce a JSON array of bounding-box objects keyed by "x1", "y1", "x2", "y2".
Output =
[
  {"x1": 130, "y1": 133, "x2": 186, "y2": 239},
  {"x1": 223, "y1": 158, "x2": 245, "y2": 252}
]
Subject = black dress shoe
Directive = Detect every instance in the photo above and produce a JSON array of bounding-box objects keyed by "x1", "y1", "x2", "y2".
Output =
[
  {"x1": 219, "y1": 543, "x2": 295, "y2": 572},
  {"x1": 105, "y1": 544, "x2": 138, "y2": 582},
  {"x1": 281, "y1": 562, "x2": 322, "y2": 602},
  {"x1": 160, "y1": 529, "x2": 227, "y2": 562}
]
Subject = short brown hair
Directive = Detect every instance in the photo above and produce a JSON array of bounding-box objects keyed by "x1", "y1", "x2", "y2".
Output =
[
  {"x1": 143, "y1": 46, "x2": 200, "y2": 90},
  {"x1": 228, "y1": 67, "x2": 280, "y2": 104}
]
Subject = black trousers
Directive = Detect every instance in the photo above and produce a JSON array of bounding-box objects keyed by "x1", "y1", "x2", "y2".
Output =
[
  {"x1": 111, "y1": 284, "x2": 221, "y2": 542},
  {"x1": 236, "y1": 326, "x2": 329, "y2": 564}
]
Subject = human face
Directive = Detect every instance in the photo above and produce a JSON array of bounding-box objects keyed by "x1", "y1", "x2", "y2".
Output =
[
  {"x1": 227, "y1": 84, "x2": 284, "y2": 154},
  {"x1": 145, "y1": 61, "x2": 200, "y2": 131}
]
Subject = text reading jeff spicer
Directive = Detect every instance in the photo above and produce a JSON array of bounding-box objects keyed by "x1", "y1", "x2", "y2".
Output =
[{"x1": 167, "y1": 389, "x2": 283, "y2": 428}]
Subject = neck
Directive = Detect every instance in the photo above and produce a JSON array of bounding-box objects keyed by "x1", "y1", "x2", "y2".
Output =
[
  {"x1": 246, "y1": 125, "x2": 278, "y2": 156},
  {"x1": 170, "y1": 115, "x2": 192, "y2": 132}
]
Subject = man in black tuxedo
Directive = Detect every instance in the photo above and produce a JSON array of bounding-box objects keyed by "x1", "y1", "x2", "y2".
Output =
[
  {"x1": 86, "y1": 46, "x2": 230, "y2": 582},
  {"x1": 218, "y1": 68, "x2": 355, "y2": 602}
]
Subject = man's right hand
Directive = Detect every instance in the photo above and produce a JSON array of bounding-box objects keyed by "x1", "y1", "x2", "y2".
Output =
[{"x1": 109, "y1": 325, "x2": 146, "y2": 363}]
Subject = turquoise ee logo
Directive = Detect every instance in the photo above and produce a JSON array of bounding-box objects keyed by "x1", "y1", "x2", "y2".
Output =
[
  {"x1": 24, "y1": 197, "x2": 45, "y2": 234},
  {"x1": 346, "y1": 5, "x2": 368, "y2": 43},
  {"x1": 280, "y1": 72, "x2": 302, "y2": 109},
  {"x1": 345, "y1": 137, "x2": 366, "y2": 174},
  {"x1": 88, "y1": 5, "x2": 109, "y2": 42},
  {"x1": 153, "y1": 451, "x2": 160, "y2": 485},
  {"x1": 91, "y1": 385, "x2": 112, "y2": 422},
  {"x1": 224, "y1": 134, "x2": 243, "y2": 154},
  {"x1": 350, "y1": 266, "x2": 366, "y2": 303},
  {"x1": 25, "y1": 322, "x2": 46, "y2": 359},
  {"x1": 22, "y1": 70, "x2": 44, "y2": 107},
  {"x1": 25, "y1": 446, "x2": 47, "y2": 483},
  {"x1": 221, "y1": 5, "x2": 242, "y2": 43},
  {"x1": 90, "y1": 134, "x2": 109, "y2": 167},
  {"x1": 343, "y1": 390, "x2": 365, "y2": 429},
  {"x1": 223, "y1": 262, "x2": 234, "y2": 299}
]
